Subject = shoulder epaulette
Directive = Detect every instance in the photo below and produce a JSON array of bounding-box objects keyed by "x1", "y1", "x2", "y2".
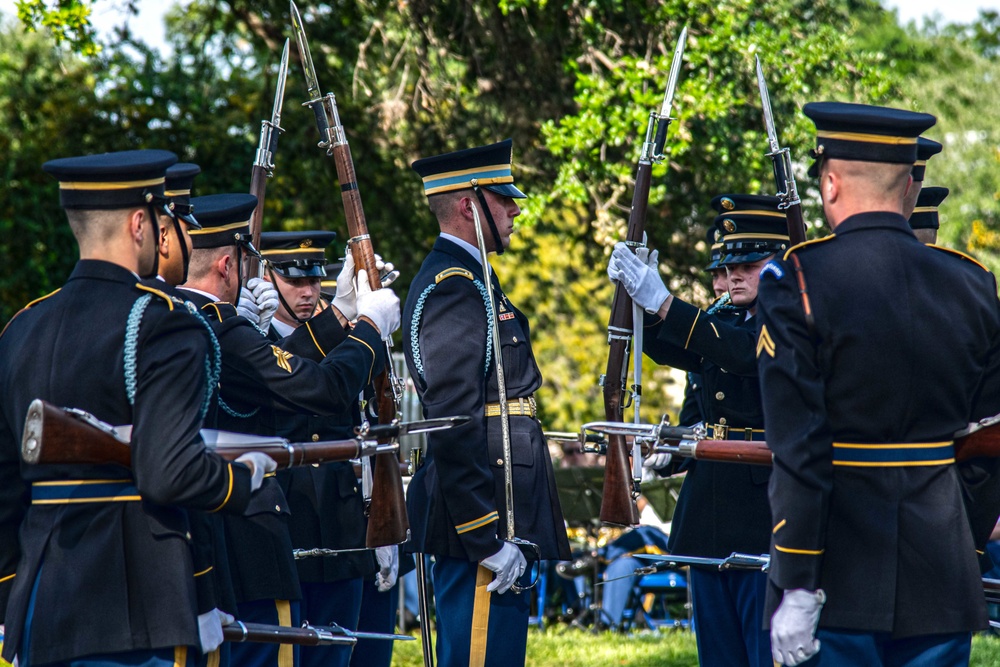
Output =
[
  {"x1": 1, "y1": 288, "x2": 60, "y2": 338},
  {"x1": 134, "y1": 283, "x2": 176, "y2": 311},
  {"x1": 928, "y1": 244, "x2": 990, "y2": 272},
  {"x1": 435, "y1": 267, "x2": 474, "y2": 284},
  {"x1": 201, "y1": 301, "x2": 239, "y2": 322},
  {"x1": 782, "y1": 234, "x2": 835, "y2": 260}
]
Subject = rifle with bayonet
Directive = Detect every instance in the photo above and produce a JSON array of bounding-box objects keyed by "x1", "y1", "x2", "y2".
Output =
[
  {"x1": 20, "y1": 398, "x2": 466, "y2": 469},
  {"x1": 600, "y1": 26, "x2": 687, "y2": 526},
  {"x1": 290, "y1": 0, "x2": 408, "y2": 548},
  {"x1": 223, "y1": 620, "x2": 413, "y2": 646},
  {"x1": 755, "y1": 56, "x2": 807, "y2": 246},
  {"x1": 244, "y1": 39, "x2": 290, "y2": 282},
  {"x1": 582, "y1": 414, "x2": 1000, "y2": 467}
]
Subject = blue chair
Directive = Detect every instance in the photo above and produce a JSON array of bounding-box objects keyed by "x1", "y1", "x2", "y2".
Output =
[{"x1": 621, "y1": 569, "x2": 690, "y2": 631}]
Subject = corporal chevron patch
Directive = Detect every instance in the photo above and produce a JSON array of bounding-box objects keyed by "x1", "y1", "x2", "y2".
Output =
[{"x1": 757, "y1": 324, "x2": 776, "y2": 359}]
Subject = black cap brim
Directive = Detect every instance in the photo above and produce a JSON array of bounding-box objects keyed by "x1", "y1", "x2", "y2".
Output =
[
  {"x1": 484, "y1": 183, "x2": 527, "y2": 199},
  {"x1": 720, "y1": 251, "x2": 775, "y2": 266}
]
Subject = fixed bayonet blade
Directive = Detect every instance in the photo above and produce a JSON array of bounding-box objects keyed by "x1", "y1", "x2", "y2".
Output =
[
  {"x1": 290, "y1": 0, "x2": 322, "y2": 100},
  {"x1": 271, "y1": 38, "x2": 290, "y2": 128},
  {"x1": 359, "y1": 415, "x2": 471, "y2": 439},
  {"x1": 756, "y1": 55, "x2": 781, "y2": 154},
  {"x1": 658, "y1": 25, "x2": 688, "y2": 118}
]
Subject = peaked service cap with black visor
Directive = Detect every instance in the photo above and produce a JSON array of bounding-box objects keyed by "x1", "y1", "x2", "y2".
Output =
[
  {"x1": 260, "y1": 231, "x2": 337, "y2": 279},
  {"x1": 909, "y1": 186, "x2": 949, "y2": 231},
  {"x1": 187, "y1": 193, "x2": 257, "y2": 249},
  {"x1": 42, "y1": 149, "x2": 178, "y2": 210},
  {"x1": 704, "y1": 225, "x2": 725, "y2": 271},
  {"x1": 711, "y1": 194, "x2": 789, "y2": 266},
  {"x1": 411, "y1": 138, "x2": 525, "y2": 255},
  {"x1": 164, "y1": 162, "x2": 202, "y2": 229},
  {"x1": 43, "y1": 149, "x2": 179, "y2": 279},
  {"x1": 911, "y1": 137, "x2": 943, "y2": 183},
  {"x1": 804, "y1": 102, "x2": 937, "y2": 178}
]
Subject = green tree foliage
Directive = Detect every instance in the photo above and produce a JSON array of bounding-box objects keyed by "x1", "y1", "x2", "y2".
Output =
[{"x1": 7, "y1": 0, "x2": 993, "y2": 430}]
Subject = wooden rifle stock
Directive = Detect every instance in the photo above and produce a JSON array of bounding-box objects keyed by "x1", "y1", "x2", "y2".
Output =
[
  {"x1": 21, "y1": 399, "x2": 395, "y2": 469},
  {"x1": 658, "y1": 422, "x2": 1000, "y2": 467},
  {"x1": 600, "y1": 29, "x2": 686, "y2": 525},
  {"x1": 325, "y1": 106, "x2": 408, "y2": 548},
  {"x1": 598, "y1": 163, "x2": 648, "y2": 526}
]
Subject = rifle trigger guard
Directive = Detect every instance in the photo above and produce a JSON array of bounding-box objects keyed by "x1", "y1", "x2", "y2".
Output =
[{"x1": 621, "y1": 389, "x2": 634, "y2": 410}]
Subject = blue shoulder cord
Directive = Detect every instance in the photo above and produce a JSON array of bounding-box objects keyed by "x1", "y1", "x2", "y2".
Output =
[{"x1": 409, "y1": 278, "x2": 494, "y2": 382}]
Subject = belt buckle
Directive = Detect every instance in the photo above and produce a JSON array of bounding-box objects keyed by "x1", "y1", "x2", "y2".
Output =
[{"x1": 712, "y1": 423, "x2": 728, "y2": 440}]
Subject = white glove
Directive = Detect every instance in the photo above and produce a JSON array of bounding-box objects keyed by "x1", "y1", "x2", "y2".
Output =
[
  {"x1": 235, "y1": 451, "x2": 278, "y2": 493},
  {"x1": 643, "y1": 451, "x2": 672, "y2": 470},
  {"x1": 236, "y1": 287, "x2": 261, "y2": 325},
  {"x1": 480, "y1": 541, "x2": 527, "y2": 594},
  {"x1": 355, "y1": 269, "x2": 400, "y2": 341},
  {"x1": 197, "y1": 608, "x2": 234, "y2": 654},
  {"x1": 332, "y1": 252, "x2": 358, "y2": 321},
  {"x1": 375, "y1": 545, "x2": 399, "y2": 592},
  {"x1": 333, "y1": 252, "x2": 399, "y2": 321},
  {"x1": 771, "y1": 588, "x2": 826, "y2": 666},
  {"x1": 246, "y1": 277, "x2": 279, "y2": 332},
  {"x1": 607, "y1": 242, "x2": 670, "y2": 313}
]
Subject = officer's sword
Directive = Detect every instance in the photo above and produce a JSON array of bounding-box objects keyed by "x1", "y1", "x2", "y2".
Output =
[{"x1": 470, "y1": 204, "x2": 540, "y2": 593}]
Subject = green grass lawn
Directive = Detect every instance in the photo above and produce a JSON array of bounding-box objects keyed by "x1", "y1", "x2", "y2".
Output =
[{"x1": 390, "y1": 628, "x2": 1000, "y2": 666}]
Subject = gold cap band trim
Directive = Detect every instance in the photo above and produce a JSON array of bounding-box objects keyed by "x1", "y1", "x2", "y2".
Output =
[
  {"x1": 59, "y1": 177, "x2": 165, "y2": 191},
  {"x1": 816, "y1": 130, "x2": 918, "y2": 146}
]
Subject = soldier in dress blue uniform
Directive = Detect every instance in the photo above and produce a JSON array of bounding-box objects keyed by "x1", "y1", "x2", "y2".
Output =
[
  {"x1": 403, "y1": 139, "x2": 571, "y2": 667},
  {"x1": 756, "y1": 102, "x2": 1000, "y2": 666},
  {"x1": 909, "y1": 186, "x2": 948, "y2": 245},
  {"x1": 607, "y1": 195, "x2": 787, "y2": 666},
  {"x1": 256, "y1": 231, "x2": 398, "y2": 667},
  {"x1": 178, "y1": 198, "x2": 399, "y2": 667},
  {"x1": 0, "y1": 150, "x2": 272, "y2": 666},
  {"x1": 903, "y1": 136, "x2": 943, "y2": 219}
]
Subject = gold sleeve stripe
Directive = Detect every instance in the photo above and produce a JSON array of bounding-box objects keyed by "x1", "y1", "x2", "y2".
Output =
[
  {"x1": 710, "y1": 322, "x2": 720, "y2": 338},
  {"x1": 348, "y1": 334, "x2": 377, "y2": 383},
  {"x1": 772, "y1": 519, "x2": 787, "y2": 534},
  {"x1": 194, "y1": 565, "x2": 214, "y2": 577},
  {"x1": 305, "y1": 320, "x2": 327, "y2": 357},
  {"x1": 683, "y1": 310, "x2": 701, "y2": 350},
  {"x1": 0, "y1": 572, "x2": 15, "y2": 584},
  {"x1": 209, "y1": 463, "x2": 235, "y2": 513},
  {"x1": 775, "y1": 545, "x2": 824, "y2": 555},
  {"x1": 456, "y1": 511, "x2": 499, "y2": 534},
  {"x1": 135, "y1": 283, "x2": 175, "y2": 310}
]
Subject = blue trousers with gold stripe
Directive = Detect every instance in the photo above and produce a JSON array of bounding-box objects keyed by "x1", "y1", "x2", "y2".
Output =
[
  {"x1": 230, "y1": 599, "x2": 300, "y2": 667},
  {"x1": 433, "y1": 556, "x2": 530, "y2": 667},
  {"x1": 802, "y1": 629, "x2": 970, "y2": 666},
  {"x1": 689, "y1": 568, "x2": 771, "y2": 667},
  {"x1": 21, "y1": 565, "x2": 199, "y2": 667},
  {"x1": 348, "y1": 578, "x2": 397, "y2": 667},
  {"x1": 298, "y1": 579, "x2": 363, "y2": 667}
]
